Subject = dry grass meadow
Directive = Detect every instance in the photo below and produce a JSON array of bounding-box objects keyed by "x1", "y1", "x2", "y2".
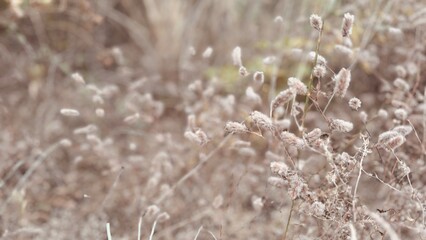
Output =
[{"x1": 0, "y1": 0, "x2": 426, "y2": 239}]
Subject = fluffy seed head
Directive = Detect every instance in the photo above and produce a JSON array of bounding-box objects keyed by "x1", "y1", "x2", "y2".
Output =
[
  {"x1": 270, "y1": 161, "x2": 289, "y2": 177},
  {"x1": 308, "y1": 51, "x2": 327, "y2": 66},
  {"x1": 394, "y1": 108, "x2": 408, "y2": 120},
  {"x1": 329, "y1": 118, "x2": 353, "y2": 133},
  {"x1": 348, "y1": 97, "x2": 362, "y2": 110},
  {"x1": 309, "y1": 14, "x2": 323, "y2": 31},
  {"x1": 393, "y1": 78, "x2": 410, "y2": 92},
  {"x1": 250, "y1": 111, "x2": 274, "y2": 132},
  {"x1": 60, "y1": 108, "x2": 80, "y2": 117},
  {"x1": 280, "y1": 131, "x2": 305, "y2": 149},
  {"x1": 313, "y1": 64, "x2": 326, "y2": 78},
  {"x1": 359, "y1": 111, "x2": 368, "y2": 123},
  {"x1": 224, "y1": 121, "x2": 248, "y2": 135},
  {"x1": 270, "y1": 89, "x2": 296, "y2": 117},
  {"x1": 333, "y1": 68, "x2": 351, "y2": 98},
  {"x1": 253, "y1": 71, "x2": 264, "y2": 85},
  {"x1": 378, "y1": 109, "x2": 388, "y2": 119},
  {"x1": 239, "y1": 66, "x2": 248, "y2": 77},
  {"x1": 378, "y1": 131, "x2": 405, "y2": 151},
  {"x1": 71, "y1": 72, "x2": 85, "y2": 85},
  {"x1": 288, "y1": 77, "x2": 307, "y2": 95},
  {"x1": 392, "y1": 125, "x2": 412, "y2": 136},
  {"x1": 232, "y1": 46, "x2": 242, "y2": 66},
  {"x1": 124, "y1": 113, "x2": 140, "y2": 124},
  {"x1": 268, "y1": 176, "x2": 287, "y2": 188},
  {"x1": 304, "y1": 128, "x2": 322, "y2": 143},
  {"x1": 95, "y1": 108, "x2": 105, "y2": 117},
  {"x1": 202, "y1": 46, "x2": 213, "y2": 58},
  {"x1": 342, "y1": 13, "x2": 355, "y2": 37}
]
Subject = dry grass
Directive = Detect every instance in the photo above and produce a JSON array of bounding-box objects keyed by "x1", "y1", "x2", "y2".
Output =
[{"x1": 0, "y1": 0, "x2": 426, "y2": 239}]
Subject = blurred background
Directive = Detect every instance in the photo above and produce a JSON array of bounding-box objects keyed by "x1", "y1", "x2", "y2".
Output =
[{"x1": 0, "y1": 0, "x2": 425, "y2": 239}]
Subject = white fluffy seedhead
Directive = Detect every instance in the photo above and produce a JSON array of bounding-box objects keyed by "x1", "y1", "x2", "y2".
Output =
[
  {"x1": 309, "y1": 14, "x2": 323, "y2": 31},
  {"x1": 333, "y1": 68, "x2": 351, "y2": 98},
  {"x1": 342, "y1": 13, "x2": 355, "y2": 37}
]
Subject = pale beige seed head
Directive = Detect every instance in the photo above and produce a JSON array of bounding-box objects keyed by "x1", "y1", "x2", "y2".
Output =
[
  {"x1": 333, "y1": 68, "x2": 351, "y2": 98},
  {"x1": 232, "y1": 46, "x2": 242, "y2": 66},
  {"x1": 60, "y1": 108, "x2": 80, "y2": 117},
  {"x1": 329, "y1": 118, "x2": 353, "y2": 132},
  {"x1": 348, "y1": 97, "x2": 362, "y2": 111},
  {"x1": 309, "y1": 14, "x2": 323, "y2": 31},
  {"x1": 342, "y1": 13, "x2": 355, "y2": 37},
  {"x1": 288, "y1": 77, "x2": 307, "y2": 95}
]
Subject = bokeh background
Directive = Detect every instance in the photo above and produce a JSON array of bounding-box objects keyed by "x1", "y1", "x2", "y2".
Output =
[{"x1": 0, "y1": 0, "x2": 425, "y2": 239}]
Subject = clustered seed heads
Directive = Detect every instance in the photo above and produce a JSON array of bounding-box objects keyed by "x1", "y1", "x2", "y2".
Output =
[
  {"x1": 333, "y1": 68, "x2": 351, "y2": 98},
  {"x1": 224, "y1": 121, "x2": 248, "y2": 135},
  {"x1": 342, "y1": 13, "x2": 355, "y2": 37},
  {"x1": 288, "y1": 77, "x2": 307, "y2": 95},
  {"x1": 270, "y1": 161, "x2": 289, "y2": 177},
  {"x1": 308, "y1": 51, "x2": 327, "y2": 66},
  {"x1": 329, "y1": 118, "x2": 354, "y2": 133},
  {"x1": 377, "y1": 130, "x2": 406, "y2": 151},
  {"x1": 250, "y1": 111, "x2": 274, "y2": 132},
  {"x1": 309, "y1": 14, "x2": 323, "y2": 31},
  {"x1": 348, "y1": 97, "x2": 362, "y2": 110},
  {"x1": 280, "y1": 131, "x2": 305, "y2": 149},
  {"x1": 313, "y1": 64, "x2": 326, "y2": 78},
  {"x1": 270, "y1": 89, "x2": 296, "y2": 117}
]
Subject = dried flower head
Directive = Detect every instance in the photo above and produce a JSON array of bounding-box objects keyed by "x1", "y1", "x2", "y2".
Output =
[
  {"x1": 378, "y1": 131, "x2": 405, "y2": 151},
  {"x1": 250, "y1": 111, "x2": 274, "y2": 132},
  {"x1": 274, "y1": 16, "x2": 284, "y2": 23},
  {"x1": 313, "y1": 64, "x2": 326, "y2": 78},
  {"x1": 202, "y1": 46, "x2": 213, "y2": 58},
  {"x1": 270, "y1": 161, "x2": 289, "y2": 177},
  {"x1": 253, "y1": 71, "x2": 264, "y2": 85},
  {"x1": 304, "y1": 128, "x2": 322, "y2": 143},
  {"x1": 212, "y1": 195, "x2": 224, "y2": 209},
  {"x1": 342, "y1": 13, "x2": 355, "y2": 37},
  {"x1": 309, "y1": 14, "x2": 323, "y2": 31},
  {"x1": 71, "y1": 72, "x2": 85, "y2": 85},
  {"x1": 232, "y1": 46, "x2": 242, "y2": 66},
  {"x1": 252, "y1": 196, "x2": 264, "y2": 211},
  {"x1": 392, "y1": 125, "x2": 412, "y2": 136},
  {"x1": 348, "y1": 97, "x2": 362, "y2": 110},
  {"x1": 329, "y1": 118, "x2": 353, "y2": 133},
  {"x1": 393, "y1": 78, "x2": 410, "y2": 92},
  {"x1": 333, "y1": 68, "x2": 351, "y2": 98},
  {"x1": 394, "y1": 108, "x2": 408, "y2": 120},
  {"x1": 239, "y1": 66, "x2": 248, "y2": 77},
  {"x1": 378, "y1": 109, "x2": 388, "y2": 119},
  {"x1": 280, "y1": 131, "x2": 305, "y2": 149},
  {"x1": 224, "y1": 121, "x2": 248, "y2": 135},
  {"x1": 268, "y1": 176, "x2": 287, "y2": 188},
  {"x1": 263, "y1": 56, "x2": 277, "y2": 65},
  {"x1": 245, "y1": 87, "x2": 262, "y2": 105},
  {"x1": 288, "y1": 77, "x2": 307, "y2": 95},
  {"x1": 359, "y1": 111, "x2": 368, "y2": 123},
  {"x1": 308, "y1": 51, "x2": 327, "y2": 66},
  {"x1": 60, "y1": 108, "x2": 80, "y2": 117},
  {"x1": 270, "y1": 89, "x2": 296, "y2": 117}
]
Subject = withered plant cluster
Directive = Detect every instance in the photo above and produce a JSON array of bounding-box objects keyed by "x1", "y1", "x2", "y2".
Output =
[{"x1": 0, "y1": 1, "x2": 425, "y2": 239}]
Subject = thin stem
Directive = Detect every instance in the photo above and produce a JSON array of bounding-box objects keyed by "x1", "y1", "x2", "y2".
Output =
[
  {"x1": 137, "y1": 217, "x2": 143, "y2": 240},
  {"x1": 282, "y1": 200, "x2": 295, "y2": 240},
  {"x1": 106, "y1": 223, "x2": 112, "y2": 240},
  {"x1": 302, "y1": 25, "x2": 323, "y2": 127},
  {"x1": 149, "y1": 221, "x2": 158, "y2": 240}
]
